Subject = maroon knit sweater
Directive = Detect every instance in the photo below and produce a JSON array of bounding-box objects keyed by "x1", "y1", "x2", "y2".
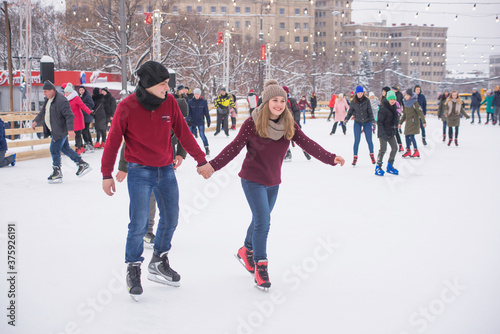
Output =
[{"x1": 210, "y1": 117, "x2": 337, "y2": 186}]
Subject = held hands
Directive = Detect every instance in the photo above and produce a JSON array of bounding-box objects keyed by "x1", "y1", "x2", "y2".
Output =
[
  {"x1": 197, "y1": 162, "x2": 215, "y2": 179},
  {"x1": 334, "y1": 156, "x2": 345, "y2": 166}
]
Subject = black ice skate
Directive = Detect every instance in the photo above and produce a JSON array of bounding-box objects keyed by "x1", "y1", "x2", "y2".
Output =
[
  {"x1": 76, "y1": 160, "x2": 92, "y2": 177},
  {"x1": 48, "y1": 166, "x2": 63, "y2": 184},
  {"x1": 127, "y1": 262, "x2": 143, "y2": 302},
  {"x1": 284, "y1": 149, "x2": 292, "y2": 162},
  {"x1": 148, "y1": 251, "x2": 181, "y2": 287}
]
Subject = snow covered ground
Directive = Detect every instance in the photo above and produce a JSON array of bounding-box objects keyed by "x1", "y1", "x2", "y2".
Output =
[{"x1": 1, "y1": 115, "x2": 499, "y2": 334}]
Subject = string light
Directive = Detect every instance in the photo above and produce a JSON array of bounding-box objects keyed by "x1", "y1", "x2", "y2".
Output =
[
  {"x1": 378, "y1": 10, "x2": 381, "y2": 16},
  {"x1": 346, "y1": 1, "x2": 349, "y2": 8},
  {"x1": 473, "y1": 3, "x2": 476, "y2": 10},
  {"x1": 496, "y1": 15, "x2": 499, "y2": 23},
  {"x1": 426, "y1": 3, "x2": 430, "y2": 10},
  {"x1": 454, "y1": 14, "x2": 458, "y2": 21},
  {"x1": 415, "y1": 12, "x2": 419, "y2": 19},
  {"x1": 386, "y1": 3, "x2": 389, "y2": 9}
]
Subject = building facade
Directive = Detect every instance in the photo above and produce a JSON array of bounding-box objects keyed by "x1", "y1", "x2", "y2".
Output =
[{"x1": 66, "y1": 0, "x2": 448, "y2": 82}]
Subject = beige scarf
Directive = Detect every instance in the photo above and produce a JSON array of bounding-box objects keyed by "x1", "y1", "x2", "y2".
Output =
[
  {"x1": 252, "y1": 105, "x2": 286, "y2": 141},
  {"x1": 446, "y1": 98, "x2": 461, "y2": 116}
]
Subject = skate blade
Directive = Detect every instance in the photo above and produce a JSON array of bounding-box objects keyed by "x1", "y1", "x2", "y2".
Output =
[
  {"x1": 147, "y1": 273, "x2": 180, "y2": 287},
  {"x1": 143, "y1": 242, "x2": 154, "y2": 249},
  {"x1": 48, "y1": 179, "x2": 63, "y2": 184},
  {"x1": 77, "y1": 167, "x2": 92, "y2": 178},
  {"x1": 255, "y1": 285, "x2": 270, "y2": 292},
  {"x1": 129, "y1": 294, "x2": 141, "y2": 302},
  {"x1": 234, "y1": 254, "x2": 255, "y2": 277}
]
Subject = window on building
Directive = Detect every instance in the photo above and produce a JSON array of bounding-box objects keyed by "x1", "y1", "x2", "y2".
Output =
[
  {"x1": 304, "y1": 23, "x2": 309, "y2": 29},
  {"x1": 197, "y1": 6, "x2": 202, "y2": 13},
  {"x1": 245, "y1": 7, "x2": 251, "y2": 14},
  {"x1": 235, "y1": 7, "x2": 240, "y2": 14},
  {"x1": 279, "y1": 22, "x2": 285, "y2": 29},
  {"x1": 295, "y1": 23, "x2": 300, "y2": 30},
  {"x1": 147, "y1": 5, "x2": 153, "y2": 12},
  {"x1": 136, "y1": 5, "x2": 142, "y2": 12},
  {"x1": 211, "y1": 6, "x2": 216, "y2": 14},
  {"x1": 221, "y1": 6, "x2": 226, "y2": 14},
  {"x1": 172, "y1": 6, "x2": 177, "y2": 13},
  {"x1": 187, "y1": 6, "x2": 192, "y2": 13},
  {"x1": 280, "y1": 36, "x2": 285, "y2": 43},
  {"x1": 245, "y1": 21, "x2": 251, "y2": 28},
  {"x1": 295, "y1": 8, "x2": 300, "y2": 15},
  {"x1": 295, "y1": 36, "x2": 300, "y2": 43},
  {"x1": 303, "y1": 36, "x2": 309, "y2": 43},
  {"x1": 235, "y1": 21, "x2": 240, "y2": 28},
  {"x1": 279, "y1": 8, "x2": 285, "y2": 15}
]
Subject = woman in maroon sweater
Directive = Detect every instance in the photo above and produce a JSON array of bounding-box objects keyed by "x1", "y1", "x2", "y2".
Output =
[{"x1": 197, "y1": 80, "x2": 344, "y2": 289}]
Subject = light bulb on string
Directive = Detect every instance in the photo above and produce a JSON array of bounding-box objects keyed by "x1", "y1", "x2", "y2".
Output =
[
  {"x1": 386, "y1": 3, "x2": 389, "y2": 9},
  {"x1": 415, "y1": 12, "x2": 419, "y2": 19},
  {"x1": 472, "y1": 37, "x2": 476, "y2": 42},
  {"x1": 378, "y1": 10, "x2": 381, "y2": 16},
  {"x1": 426, "y1": 3, "x2": 430, "y2": 11},
  {"x1": 346, "y1": 1, "x2": 349, "y2": 8},
  {"x1": 496, "y1": 15, "x2": 499, "y2": 23},
  {"x1": 473, "y1": 3, "x2": 476, "y2": 10}
]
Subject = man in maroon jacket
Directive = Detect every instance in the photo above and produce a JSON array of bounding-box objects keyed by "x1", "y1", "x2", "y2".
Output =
[{"x1": 101, "y1": 61, "x2": 207, "y2": 301}]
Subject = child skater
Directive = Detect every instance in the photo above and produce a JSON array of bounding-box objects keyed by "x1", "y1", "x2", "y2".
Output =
[
  {"x1": 444, "y1": 91, "x2": 470, "y2": 146},
  {"x1": 197, "y1": 80, "x2": 345, "y2": 290},
  {"x1": 330, "y1": 93, "x2": 349, "y2": 135},
  {"x1": 399, "y1": 89, "x2": 426, "y2": 158},
  {"x1": 375, "y1": 91, "x2": 399, "y2": 176}
]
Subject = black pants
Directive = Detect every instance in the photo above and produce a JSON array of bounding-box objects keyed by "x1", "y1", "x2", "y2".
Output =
[
  {"x1": 0, "y1": 150, "x2": 15, "y2": 168},
  {"x1": 331, "y1": 121, "x2": 346, "y2": 134},
  {"x1": 377, "y1": 136, "x2": 398, "y2": 166},
  {"x1": 420, "y1": 119, "x2": 426, "y2": 138},
  {"x1": 231, "y1": 117, "x2": 236, "y2": 127},
  {"x1": 82, "y1": 122, "x2": 93, "y2": 145},
  {"x1": 327, "y1": 108, "x2": 334, "y2": 121},
  {"x1": 96, "y1": 129, "x2": 107, "y2": 143},
  {"x1": 216, "y1": 113, "x2": 229, "y2": 135},
  {"x1": 75, "y1": 130, "x2": 83, "y2": 148},
  {"x1": 448, "y1": 126, "x2": 459, "y2": 139},
  {"x1": 395, "y1": 130, "x2": 402, "y2": 145},
  {"x1": 311, "y1": 107, "x2": 315, "y2": 116}
]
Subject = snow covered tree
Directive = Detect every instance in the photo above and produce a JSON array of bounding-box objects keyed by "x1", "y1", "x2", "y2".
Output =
[{"x1": 355, "y1": 50, "x2": 373, "y2": 91}]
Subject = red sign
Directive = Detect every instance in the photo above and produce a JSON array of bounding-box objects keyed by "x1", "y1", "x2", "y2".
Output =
[
  {"x1": 144, "y1": 12, "x2": 152, "y2": 26},
  {"x1": 217, "y1": 32, "x2": 224, "y2": 45},
  {"x1": 260, "y1": 44, "x2": 267, "y2": 61}
]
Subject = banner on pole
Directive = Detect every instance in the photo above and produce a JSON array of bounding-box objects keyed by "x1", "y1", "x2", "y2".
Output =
[
  {"x1": 144, "y1": 13, "x2": 152, "y2": 26},
  {"x1": 260, "y1": 44, "x2": 266, "y2": 61},
  {"x1": 217, "y1": 32, "x2": 224, "y2": 45}
]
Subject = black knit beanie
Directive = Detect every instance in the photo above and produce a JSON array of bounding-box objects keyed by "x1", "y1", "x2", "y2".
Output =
[
  {"x1": 137, "y1": 61, "x2": 170, "y2": 88},
  {"x1": 382, "y1": 86, "x2": 391, "y2": 94},
  {"x1": 43, "y1": 80, "x2": 56, "y2": 91}
]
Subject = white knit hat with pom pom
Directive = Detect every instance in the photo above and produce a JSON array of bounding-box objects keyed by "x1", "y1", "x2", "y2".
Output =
[{"x1": 261, "y1": 79, "x2": 287, "y2": 106}]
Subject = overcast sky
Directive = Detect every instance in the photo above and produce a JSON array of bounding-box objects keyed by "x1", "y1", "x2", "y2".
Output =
[
  {"x1": 350, "y1": 0, "x2": 500, "y2": 74},
  {"x1": 46, "y1": 0, "x2": 499, "y2": 74}
]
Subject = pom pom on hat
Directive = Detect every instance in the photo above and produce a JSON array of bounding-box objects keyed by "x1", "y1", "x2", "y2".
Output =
[
  {"x1": 137, "y1": 61, "x2": 170, "y2": 89},
  {"x1": 64, "y1": 82, "x2": 74, "y2": 94},
  {"x1": 261, "y1": 79, "x2": 287, "y2": 106},
  {"x1": 282, "y1": 85, "x2": 289, "y2": 94}
]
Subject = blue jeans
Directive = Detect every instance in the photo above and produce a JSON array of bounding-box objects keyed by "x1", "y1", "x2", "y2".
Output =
[
  {"x1": 301, "y1": 109, "x2": 306, "y2": 124},
  {"x1": 442, "y1": 120, "x2": 447, "y2": 134},
  {"x1": 126, "y1": 163, "x2": 179, "y2": 263},
  {"x1": 241, "y1": 179, "x2": 279, "y2": 263},
  {"x1": 192, "y1": 124, "x2": 209, "y2": 147},
  {"x1": 405, "y1": 135, "x2": 418, "y2": 149},
  {"x1": 471, "y1": 107, "x2": 481, "y2": 122},
  {"x1": 353, "y1": 121, "x2": 374, "y2": 155},
  {"x1": 50, "y1": 136, "x2": 81, "y2": 167}
]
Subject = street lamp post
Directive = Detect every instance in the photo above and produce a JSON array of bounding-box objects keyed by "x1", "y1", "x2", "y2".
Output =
[
  {"x1": 258, "y1": 1, "x2": 272, "y2": 93},
  {"x1": 339, "y1": 63, "x2": 343, "y2": 94},
  {"x1": 312, "y1": 51, "x2": 317, "y2": 93}
]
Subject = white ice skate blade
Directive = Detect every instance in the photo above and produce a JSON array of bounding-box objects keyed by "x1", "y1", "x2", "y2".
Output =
[
  {"x1": 147, "y1": 273, "x2": 180, "y2": 287},
  {"x1": 255, "y1": 285, "x2": 270, "y2": 292},
  {"x1": 48, "y1": 179, "x2": 63, "y2": 184},
  {"x1": 129, "y1": 294, "x2": 141, "y2": 302},
  {"x1": 77, "y1": 166, "x2": 92, "y2": 178},
  {"x1": 234, "y1": 254, "x2": 255, "y2": 277},
  {"x1": 143, "y1": 242, "x2": 154, "y2": 249}
]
